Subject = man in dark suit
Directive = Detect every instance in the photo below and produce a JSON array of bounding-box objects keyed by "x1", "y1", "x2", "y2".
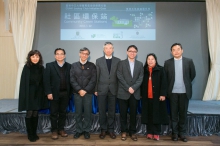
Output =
[
  {"x1": 164, "y1": 43, "x2": 196, "y2": 142},
  {"x1": 95, "y1": 42, "x2": 120, "y2": 139},
  {"x1": 117, "y1": 45, "x2": 144, "y2": 141},
  {"x1": 44, "y1": 48, "x2": 71, "y2": 140}
]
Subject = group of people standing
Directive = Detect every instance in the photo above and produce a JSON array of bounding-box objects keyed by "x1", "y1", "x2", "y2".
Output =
[{"x1": 18, "y1": 42, "x2": 196, "y2": 143}]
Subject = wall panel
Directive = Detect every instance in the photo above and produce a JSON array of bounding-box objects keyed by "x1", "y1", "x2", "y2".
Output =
[{"x1": 0, "y1": 0, "x2": 17, "y2": 99}]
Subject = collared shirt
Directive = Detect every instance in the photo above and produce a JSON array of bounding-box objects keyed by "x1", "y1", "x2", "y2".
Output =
[
  {"x1": 56, "y1": 61, "x2": 65, "y2": 67},
  {"x1": 80, "y1": 59, "x2": 87, "y2": 65},
  {"x1": 174, "y1": 56, "x2": 182, "y2": 60},
  {"x1": 128, "y1": 58, "x2": 135, "y2": 78},
  {"x1": 105, "y1": 55, "x2": 112, "y2": 59}
]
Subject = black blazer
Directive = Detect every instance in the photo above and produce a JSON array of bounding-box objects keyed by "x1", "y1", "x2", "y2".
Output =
[
  {"x1": 164, "y1": 57, "x2": 196, "y2": 99},
  {"x1": 95, "y1": 56, "x2": 120, "y2": 96},
  {"x1": 44, "y1": 61, "x2": 71, "y2": 100},
  {"x1": 117, "y1": 59, "x2": 144, "y2": 100}
]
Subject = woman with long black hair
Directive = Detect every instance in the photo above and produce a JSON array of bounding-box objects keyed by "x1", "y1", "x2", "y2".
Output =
[{"x1": 18, "y1": 50, "x2": 48, "y2": 142}]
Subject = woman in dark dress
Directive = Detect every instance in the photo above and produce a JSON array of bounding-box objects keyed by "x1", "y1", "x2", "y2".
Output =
[
  {"x1": 18, "y1": 50, "x2": 48, "y2": 142},
  {"x1": 141, "y1": 53, "x2": 169, "y2": 141}
]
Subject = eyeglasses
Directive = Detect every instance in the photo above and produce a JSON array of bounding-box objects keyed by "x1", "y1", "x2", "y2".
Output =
[{"x1": 127, "y1": 51, "x2": 137, "y2": 53}]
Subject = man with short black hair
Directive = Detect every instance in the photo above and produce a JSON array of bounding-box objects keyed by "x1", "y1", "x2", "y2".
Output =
[
  {"x1": 164, "y1": 43, "x2": 196, "y2": 142},
  {"x1": 44, "y1": 48, "x2": 71, "y2": 140},
  {"x1": 117, "y1": 45, "x2": 144, "y2": 141}
]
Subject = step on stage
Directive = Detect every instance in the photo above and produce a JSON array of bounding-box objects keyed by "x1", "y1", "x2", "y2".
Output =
[{"x1": 0, "y1": 99, "x2": 220, "y2": 136}]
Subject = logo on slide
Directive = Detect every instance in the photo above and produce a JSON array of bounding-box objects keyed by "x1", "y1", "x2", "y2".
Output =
[
  {"x1": 91, "y1": 33, "x2": 105, "y2": 39},
  {"x1": 113, "y1": 32, "x2": 123, "y2": 39},
  {"x1": 91, "y1": 34, "x2": 96, "y2": 38}
]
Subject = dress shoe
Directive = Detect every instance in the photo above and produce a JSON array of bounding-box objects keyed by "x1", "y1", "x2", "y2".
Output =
[
  {"x1": 129, "y1": 134, "x2": 138, "y2": 141},
  {"x1": 59, "y1": 130, "x2": 68, "y2": 137},
  {"x1": 172, "y1": 134, "x2": 178, "y2": 141},
  {"x1": 121, "y1": 132, "x2": 127, "y2": 141},
  {"x1": 51, "y1": 132, "x2": 58, "y2": 140},
  {"x1": 84, "y1": 132, "x2": 90, "y2": 139},
  {"x1": 74, "y1": 132, "x2": 82, "y2": 139},
  {"x1": 180, "y1": 135, "x2": 187, "y2": 142},
  {"x1": 109, "y1": 132, "x2": 116, "y2": 139},
  {"x1": 99, "y1": 131, "x2": 106, "y2": 139}
]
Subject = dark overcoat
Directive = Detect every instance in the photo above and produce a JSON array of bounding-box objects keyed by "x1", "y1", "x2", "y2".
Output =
[
  {"x1": 141, "y1": 65, "x2": 169, "y2": 125},
  {"x1": 18, "y1": 65, "x2": 48, "y2": 112}
]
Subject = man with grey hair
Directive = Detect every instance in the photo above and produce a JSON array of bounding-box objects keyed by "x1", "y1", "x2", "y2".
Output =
[
  {"x1": 95, "y1": 42, "x2": 120, "y2": 139},
  {"x1": 70, "y1": 47, "x2": 97, "y2": 139}
]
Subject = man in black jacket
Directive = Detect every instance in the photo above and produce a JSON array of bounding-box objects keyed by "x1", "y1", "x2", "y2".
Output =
[
  {"x1": 70, "y1": 47, "x2": 97, "y2": 139},
  {"x1": 44, "y1": 48, "x2": 71, "y2": 140}
]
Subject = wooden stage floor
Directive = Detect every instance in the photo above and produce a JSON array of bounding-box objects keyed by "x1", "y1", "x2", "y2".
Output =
[{"x1": 0, "y1": 133, "x2": 220, "y2": 146}]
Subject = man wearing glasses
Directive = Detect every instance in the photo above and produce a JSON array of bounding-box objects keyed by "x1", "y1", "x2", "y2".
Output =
[
  {"x1": 117, "y1": 45, "x2": 144, "y2": 141},
  {"x1": 44, "y1": 48, "x2": 71, "y2": 140},
  {"x1": 70, "y1": 47, "x2": 97, "y2": 139},
  {"x1": 95, "y1": 42, "x2": 120, "y2": 139}
]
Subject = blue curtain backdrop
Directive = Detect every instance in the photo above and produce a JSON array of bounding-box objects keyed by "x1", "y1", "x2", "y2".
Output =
[{"x1": 39, "y1": 94, "x2": 170, "y2": 114}]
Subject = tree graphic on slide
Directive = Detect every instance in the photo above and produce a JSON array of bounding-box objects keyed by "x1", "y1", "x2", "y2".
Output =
[{"x1": 110, "y1": 16, "x2": 132, "y2": 27}]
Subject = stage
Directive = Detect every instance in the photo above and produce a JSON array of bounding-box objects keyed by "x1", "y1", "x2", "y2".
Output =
[{"x1": 0, "y1": 99, "x2": 220, "y2": 136}]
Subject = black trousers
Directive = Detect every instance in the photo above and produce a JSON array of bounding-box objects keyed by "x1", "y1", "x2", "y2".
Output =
[
  {"x1": 118, "y1": 95, "x2": 138, "y2": 135},
  {"x1": 147, "y1": 99, "x2": 161, "y2": 135},
  {"x1": 74, "y1": 93, "x2": 93, "y2": 133},
  {"x1": 74, "y1": 93, "x2": 92, "y2": 133},
  {"x1": 98, "y1": 91, "x2": 116, "y2": 132},
  {"x1": 50, "y1": 91, "x2": 69, "y2": 132},
  {"x1": 169, "y1": 93, "x2": 189, "y2": 136}
]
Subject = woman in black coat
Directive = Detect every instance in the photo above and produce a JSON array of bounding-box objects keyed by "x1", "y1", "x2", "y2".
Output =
[
  {"x1": 141, "y1": 53, "x2": 169, "y2": 141},
  {"x1": 18, "y1": 50, "x2": 48, "y2": 142}
]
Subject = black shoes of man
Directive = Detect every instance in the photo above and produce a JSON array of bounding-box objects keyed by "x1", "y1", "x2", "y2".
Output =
[
  {"x1": 172, "y1": 134, "x2": 187, "y2": 142},
  {"x1": 99, "y1": 131, "x2": 116, "y2": 139},
  {"x1": 74, "y1": 132, "x2": 90, "y2": 139}
]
